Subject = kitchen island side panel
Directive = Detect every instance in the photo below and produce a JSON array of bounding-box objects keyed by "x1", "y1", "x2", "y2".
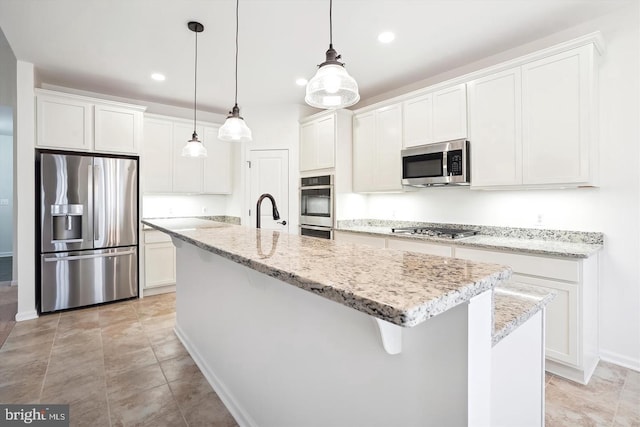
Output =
[{"x1": 173, "y1": 240, "x2": 488, "y2": 427}]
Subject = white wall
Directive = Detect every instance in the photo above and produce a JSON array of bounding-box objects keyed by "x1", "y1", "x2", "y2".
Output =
[
  {"x1": 0, "y1": 133, "x2": 12, "y2": 257},
  {"x1": 343, "y1": 4, "x2": 640, "y2": 369}
]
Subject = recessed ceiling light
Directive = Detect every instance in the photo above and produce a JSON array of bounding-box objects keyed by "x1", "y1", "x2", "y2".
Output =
[
  {"x1": 378, "y1": 31, "x2": 395, "y2": 44},
  {"x1": 151, "y1": 73, "x2": 166, "y2": 81},
  {"x1": 296, "y1": 78, "x2": 308, "y2": 86}
]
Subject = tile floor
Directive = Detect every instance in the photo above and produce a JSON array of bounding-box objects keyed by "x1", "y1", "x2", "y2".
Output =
[{"x1": 0, "y1": 292, "x2": 638, "y2": 426}]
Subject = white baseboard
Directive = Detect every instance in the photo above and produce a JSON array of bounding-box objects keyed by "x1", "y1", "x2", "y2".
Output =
[
  {"x1": 600, "y1": 350, "x2": 640, "y2": 372},
  {"x1": 11, "y1": 280, "x2": 17, "y2": 287},
  {"x1": 15, "y1": 310, "x2": 38, "y2": 321},
  {"x1": 174, "y1": 325, "x2": 257, "y2": 427},
  {"x1": 142, "y1": 284, "x2": 175, "y2": 297}
]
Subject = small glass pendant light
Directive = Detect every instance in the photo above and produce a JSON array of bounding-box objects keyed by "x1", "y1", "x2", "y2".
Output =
[
  {"x1": 305, "y1": 0, "x2": 360, "y2": 109},
  {"x1": 219, "y1": 0, "x2": 252, "y2": 142},
  {"x1": 182, "y1": 21, "x2": 208, "y2": 158}
]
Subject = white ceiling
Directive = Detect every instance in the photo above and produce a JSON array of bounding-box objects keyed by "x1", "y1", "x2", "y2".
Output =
[{"x1": 0, "y1": 0, "x2": 631, "y2": 114}]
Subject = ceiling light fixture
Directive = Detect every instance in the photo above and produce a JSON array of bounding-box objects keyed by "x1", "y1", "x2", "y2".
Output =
[
  {"x1": 305, "y1": 0, "x2": 359, "y2": 109},
  {"x1": 219, "y1": 0, "x2": 252, "y2": 142},
  {"x1": 182, "y1": 21, "x2": 207, "y2": 158},
  {"x1": 151, "y1": 73, "x2": 166, "y2": 81},
  {"x1": 378, "y1": 31, "x2": 395, "y2": 43}
]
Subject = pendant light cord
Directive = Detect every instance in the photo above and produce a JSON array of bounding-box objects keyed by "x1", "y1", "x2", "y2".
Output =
[
  {"x1": 193, "y1": 29, "x2": 198, "y2": 133},
  {"x1": 329, "y1": 0, "x2": 333, "y2": 47},
  {"x1": 234, "y1": 0, "x2": 239, "y2": 106}
]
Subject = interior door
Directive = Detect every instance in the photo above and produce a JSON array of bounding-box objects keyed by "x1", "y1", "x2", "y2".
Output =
[{"x1": 248, "y1": 150, "x2": 289, "y2": 233}]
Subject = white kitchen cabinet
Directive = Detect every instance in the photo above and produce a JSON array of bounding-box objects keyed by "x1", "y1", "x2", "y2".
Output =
[
  {"x1": 432, "y1": 83, "x2": 467, "y2": 142},
  {"x1": 36, "y1": 91, "x2": 93, "y2": 151},
  {"x1": 144, "y1": 230, "x2": 176, "y2": 291},
  {"x1": 142, "y1": 117, "x2": 173, "y2": 193},
  {"x1": 94, "y1": 104, "x2": 143, "y2": 154},
  {"x1": 402, "y1": 94, "x2": 433, "y2": 148},
  {"x1": 142, "y1": 114, "x2": 231, "y2": 194},
  {"x1": 386, "y1": 237, "x2": 452, "y2": 257},
  {"x1": 453, "y1": 245, "x2": 599, "y2": 384},
  {"x1": 521, "y1": 45, "x2": 596, "y2": 186},
  {"x1": 35, "y1": 89, "x2": 145, "y2": 154},
  {"x1": 468, "y1": 67, "x2": 522, "y2": 187},
  {"x1": 300, "y1": 114, "x2": 335, "y2": 172},
  {"x1": 352, "y1": 104, "x2": 403, "y2": 193},
  {"x1": 469, "y1": 44, "x2": 598, "y2": 189},
  {"x1": 202, "y1": 125, "x2": 232, "y2": 194}
]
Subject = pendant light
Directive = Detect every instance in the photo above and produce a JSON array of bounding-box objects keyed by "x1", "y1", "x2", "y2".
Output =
[
  {"x1": 218, "y1": 0, "x2": 252, "y2": 142},
  {"x1": 305, "y1": 0, "x2": 359, "y2": 109},
  {"x1": 182, "y1": 21, "x2": 208, "y2": 158}
]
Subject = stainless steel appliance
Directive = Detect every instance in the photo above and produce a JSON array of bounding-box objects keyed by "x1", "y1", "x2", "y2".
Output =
[
  {"x1": 401, "y1": 139, "x2": 470, "y2": 187},
  {"x1": 38, "y1": 151, "x2": 138, "y2": 313},
  {"x1": 300, "y1": 175, "x2": 333, "y2": 239},
  {"x1": 391, "y1": 226, "x2": 477, "y2": 239}
]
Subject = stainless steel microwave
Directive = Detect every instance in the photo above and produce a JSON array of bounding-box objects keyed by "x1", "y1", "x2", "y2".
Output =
[{"x1": 401, "y1": 139, "x2": 470, "y2": 187}]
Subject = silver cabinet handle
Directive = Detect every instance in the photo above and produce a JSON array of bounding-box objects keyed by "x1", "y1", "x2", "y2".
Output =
[
  {"x1": 65, "y1": 215, "x2": 72, "y2": 231},
  {"x1": 44, "y1": 249, "x2": 135, "y2": 262},
  {"x1": 93, "y1": 164, "x2": 101, "y2": 242}
]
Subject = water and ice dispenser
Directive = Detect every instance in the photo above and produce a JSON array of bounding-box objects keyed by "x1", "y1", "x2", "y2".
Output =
[{"x1": 51, "y1": 204, "x2": 83, "y2": 242}]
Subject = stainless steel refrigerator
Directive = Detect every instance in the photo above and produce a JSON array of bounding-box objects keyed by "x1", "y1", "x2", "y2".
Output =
[{"x1": 38, "y1": 151, "x2": 138, "y2": 313}]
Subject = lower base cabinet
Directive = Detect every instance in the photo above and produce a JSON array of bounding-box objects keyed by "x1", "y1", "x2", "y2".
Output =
[{"x1": 144, "y1": 230, "x2": 176, "y2": 293}]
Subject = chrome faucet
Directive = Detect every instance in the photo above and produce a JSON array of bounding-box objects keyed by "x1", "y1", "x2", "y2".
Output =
[{"x1": 256, "y1": 193, "x2": 282, "y2": 228}]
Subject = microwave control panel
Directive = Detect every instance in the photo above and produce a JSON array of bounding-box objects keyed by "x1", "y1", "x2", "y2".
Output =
[{"x1": 447, "y1": 150, "x2": 464, "y2": 176}]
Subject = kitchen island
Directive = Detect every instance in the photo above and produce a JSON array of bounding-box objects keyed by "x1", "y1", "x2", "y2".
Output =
[{"x1": 143, "y1": 218, "x2": 551, "y2": 427}]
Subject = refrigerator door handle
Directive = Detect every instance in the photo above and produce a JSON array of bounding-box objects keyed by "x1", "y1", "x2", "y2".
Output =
[
  {"x1": 93, "y1": 164, "x2": 100, "y2": 242},
  {"x1": 87, "y1": 163, "x2": 94, "y2": 244},
  {"x1": 43, "y1": 249, "x2": 136, "y2": 263}
]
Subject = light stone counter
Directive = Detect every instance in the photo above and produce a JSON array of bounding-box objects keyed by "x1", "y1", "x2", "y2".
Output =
[
  {"x1": 336, "y1": 221, "x2": 603, "y2": 259},
  {"x1": 143, "y1": 218, "x2": 512, "y2": 327}
]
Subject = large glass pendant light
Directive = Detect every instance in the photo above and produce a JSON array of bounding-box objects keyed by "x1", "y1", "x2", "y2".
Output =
[
  {"x1": 219, "y1": 0, "x2": 252, "y2": 142},
  {"x1": 305, "y1": 0, "x2": 359, "y2": 109},
  {"x1": 182, "y1": 21, "x2": 208, "y2": 158}
]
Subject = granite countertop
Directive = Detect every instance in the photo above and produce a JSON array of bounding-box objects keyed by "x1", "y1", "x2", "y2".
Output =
[
  {"x1": 336, "y1": 221, "x2": 603, "y2": 259},
  {"x1": 492, "y1": 282, "x2": 556, "y2": 346},
  {"x1": 143, "y1": 218, "x2": 512, "y2": 328},
  {"x1": 142, "y1": 215, "x2": 240, "y2": 230}
]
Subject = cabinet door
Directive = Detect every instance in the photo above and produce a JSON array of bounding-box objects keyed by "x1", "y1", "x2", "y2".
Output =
[
  {"x1": 316, "y1": 115, "x2": 335, "y2": 169},
  {"x1": 142, "y1": 118, "x2": 173, "y2": 193},
  {"x1": 202, "y1": 125, "x2": 232, "y2": 194},
  {"x1": 334, "y1": 231, "x2": 386, "y2": 248},
  {"x1": 352, "y1": 112, "x2": 376, "y2": 192},
  {"x1": 468, "y1": 68, "x2": 522, "y2": 187},
  {"x1": 299, "y1": 121, "x2": 318, "y2": 172},
  {"x1": 386, "y1": 238, "x2": 452, "y2": 257},
  {"x1": 509, "y1": 274, "x2": 579, "y2": 366},
  {"x1": 94, "y1": 104, "x2": 142, "y2": 154},
  {"x1": 144, "y1": 242, "x2": 176, "y2": 288},
  {"x1": 403, "y1": 94, "x2": 434, "y2": 148},
  {"x1": 374, "y1": 104, "x2": 403, "y2": 192},
  {"x1": 36, "y1": 94, "x2": 93, "y2": 150},
  {"x1": 522, "y1": 45, "x2": 592, "y2": 185},
  {"x1": 172, "y1": 122, "x2": 204, "y2": 193},
  {"x1": 432, "y1": 84, "x2": 467, "y2": 142}
]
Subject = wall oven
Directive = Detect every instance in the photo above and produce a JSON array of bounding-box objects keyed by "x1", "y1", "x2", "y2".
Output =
[
  {"x1": 401, "y1": 139, "x2": 470, "y2": 187},
  {"x1": 300, "y1": 175, "x2": 333, "y2": 239}
]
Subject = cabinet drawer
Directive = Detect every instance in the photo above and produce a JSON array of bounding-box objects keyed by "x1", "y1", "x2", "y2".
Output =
[
  {"x1": 454, "y1": 247, "x2": 579, "y2": 282},
  {"x1": 144, "y1": 230, "x2": 172, "y2": 244},
  {"x1": 387, "y1": 238, "x2": 452, "y2": 257}
]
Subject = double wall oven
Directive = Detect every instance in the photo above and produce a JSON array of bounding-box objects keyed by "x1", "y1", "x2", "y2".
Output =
[{"x1": 299, "y1": 175, "x2": 333, "y2": 239}]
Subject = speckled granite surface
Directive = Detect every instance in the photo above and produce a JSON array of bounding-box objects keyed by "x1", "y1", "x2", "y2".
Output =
[
  {"x1": 493, "y1": 282, "x2": 556, "y2": 346},
  {"x1": 336, "y1": 220, "x2": 603, "y2": 258},
  {"x1": 142, "y1": 215, "x2": 240, "y2": 229},
  {"x1": 143, "y1": 218, "x2": 512, "y2": 327}
]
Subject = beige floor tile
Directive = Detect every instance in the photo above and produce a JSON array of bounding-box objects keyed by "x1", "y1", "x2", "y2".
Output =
[
  {"x1": 47, "y1": 348, "x2": 105, "y2": 376},
  {"x1": 169, "y1": 373, "x2": 213, "y2": 411},
  {"x1": 0, "y1": 381, "x2": 42, "y2": 404},
  {"x1": 109, "y1": 383, "x2": 186, "y2": 427},
  {"x1": 625, "y1": 369, "x2": 640, "y2": 394},
  {"x1": 106, "y1": 362, "x2": 167, "y2": 401},
  {"x1": 50, "y1": 337, "x2": 103, "y2": 364},
  {"x1": 69, "y1": 394, "x2": 110, "y2": 427},
  {"x1": 141, "y1": 313, "x2": 176, "y2": 332},
  {"x1": 8, "y1": 314, "x2": 59, "y2": 336},
  {"x1": 545, "y1": 377, "x2": 617, "y2": 426},
  {"x1": 159, "y1": 353, "x2": 201, "y2": 383},
  {"x1": 134, "y1": 302, "x2": 176, "y2": 322},
  {"x1": 0, "y1": 359, "x2": 48, "y2": 387},
  {"x1": 170, "y1": 374, "x2": 238, "y2": 426},
  {"x1": 0, "y1": 327, "x2": 56, "y2": 351},
  {"x1": 41, "y1": 364, "x2": 107, "y2": 405},
  {"x1": 101, "y1": 319, "x2": 145, "y2": 340},
  {"x1": 53, "y1": 326, "x2": 102, "y2": 348},
  {"x1": 98, "y1": 304, "x2": 139, "y2": 327},
  {"x1": 613, "y1": 386, "x2": 640, "y2": 427},
  {"x1": 104, "y1": 345, "x2": 158, "y2": 375},
  {"x1": 150, "y1": 334, "x2": 189, "y2": 362},
  {"x1": 58, "y1": 309, "x2": 100, "y2": 331},
  {"x1": 0, "y1": 340, "x2": 53, "y2": 366}
]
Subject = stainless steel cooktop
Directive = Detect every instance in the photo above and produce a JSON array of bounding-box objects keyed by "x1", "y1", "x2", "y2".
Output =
[{"x1": 391, "y1": 227, "x2": 478, "y2": 239}]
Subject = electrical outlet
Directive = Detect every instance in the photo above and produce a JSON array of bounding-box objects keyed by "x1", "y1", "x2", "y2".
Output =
[
  {"x1": 202, "y1": 207, "x2": 207, "y2": 214},
  {"x1": 535, "y1": 214, "x2": 544, "y2": 227},
  {"x1": 168, "y1": 207, "x2": 174, "y2": 215}
]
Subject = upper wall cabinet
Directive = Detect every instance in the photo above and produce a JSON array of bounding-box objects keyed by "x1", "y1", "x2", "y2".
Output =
[
  {"x1": 353, "y1": 103, "x2": 403, "y2": 193},
  {"x1": 299, "y1": 110, "x2": 353, "y2": 174},
  {"x1": 469, "y1": 43, "x2": 599, "y2": 188},
  {"x1": 402, "y1": 84, "x2": 467, "y2": 149},
  {"x1": 142, "y1": 114, "x2": 232, "y2": 195},
  {"x1": 35, "y1": 89, "x2": 145, "y2": 155}
]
